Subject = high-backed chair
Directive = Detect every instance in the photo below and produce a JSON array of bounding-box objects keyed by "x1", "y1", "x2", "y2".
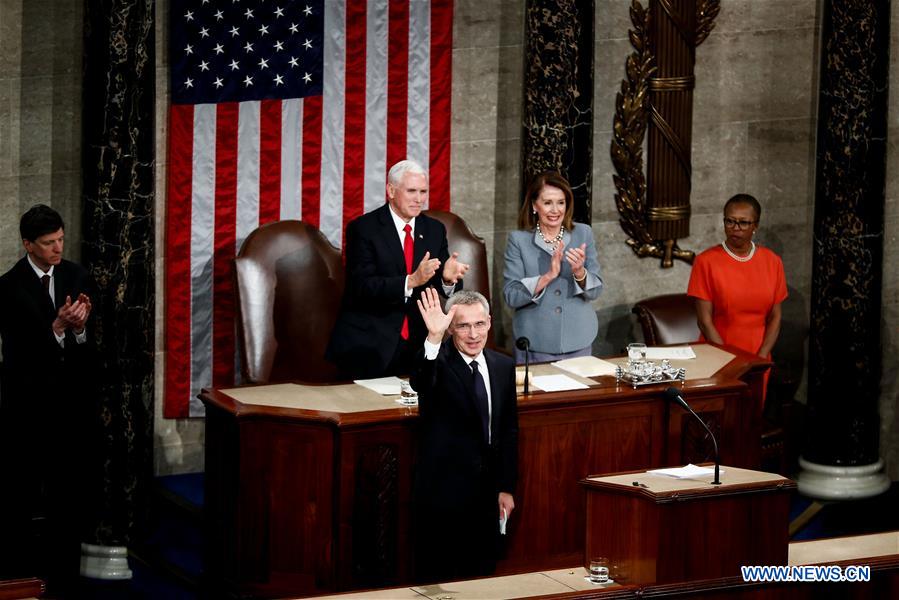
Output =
[
  {"x1": 632, "y1": 292, "x2": 788, "y2": 474},
  {"x1": 631, "y1": 293, "x2": 700, "y2": 345},
  {"x1": 424, "y1": 209, "x2": 490, "y2": 303},
  {"x1": 424, "y1": 209, "x2": 494, "y2": 346},
  {"x1": 233, "y1": 220, "x2": 344, "y2": 383}
]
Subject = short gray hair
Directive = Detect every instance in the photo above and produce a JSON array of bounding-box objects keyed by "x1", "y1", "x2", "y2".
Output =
[
  {"x1": 387, "y1": 159, "x2": 427, "y2": 186},
  {"x1": 445, "y1": 290, "x2": 490, "y2": 316}
]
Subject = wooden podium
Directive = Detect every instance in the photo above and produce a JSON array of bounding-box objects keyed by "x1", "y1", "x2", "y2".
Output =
[{"x1": 581, "y1": 466, "x2": 796, "y2": 585}]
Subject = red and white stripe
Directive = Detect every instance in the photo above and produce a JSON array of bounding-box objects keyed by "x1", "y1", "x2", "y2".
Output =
[{"x1": 164, "y1": 0, "x2": 453, "y2": 417}]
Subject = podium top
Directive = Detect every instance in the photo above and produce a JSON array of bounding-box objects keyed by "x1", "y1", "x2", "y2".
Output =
[{"x1": 582, "y1": 465, "x2": 795, "y2": 501}]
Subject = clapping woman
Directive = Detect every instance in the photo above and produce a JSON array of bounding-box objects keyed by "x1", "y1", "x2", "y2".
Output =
[{"x1": 503, "y1": 172, "x2": 603, "y2": 364}]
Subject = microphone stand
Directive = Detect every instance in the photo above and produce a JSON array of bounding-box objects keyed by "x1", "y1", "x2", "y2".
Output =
[
  {"x1": 666, "y1": 387, "x2": 720, "y2": 485},
  {"x1": 516, "y1": 337, "x2": 530, "y2": 395}
]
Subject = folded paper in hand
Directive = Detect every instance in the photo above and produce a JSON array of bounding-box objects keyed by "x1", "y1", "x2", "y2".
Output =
[{"x1": 646, "y1": 463, "x2": 725, "y2": 479}]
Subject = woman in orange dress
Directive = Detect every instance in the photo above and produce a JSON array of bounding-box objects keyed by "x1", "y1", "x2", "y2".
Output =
[{"x1": 687, "y1": 194, "x2": 787, "y2": 365}]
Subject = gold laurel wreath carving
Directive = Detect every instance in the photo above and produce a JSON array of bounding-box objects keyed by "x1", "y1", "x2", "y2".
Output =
[
  {"x1": 696, "y1": 0, "x2": 721, "y2": 46},
  {"x1": 611, "y1": 1, "x2": 656, "y2": 257},
  {"x1": 612, "y1": 0, "x2": 718, "y2": 268}
]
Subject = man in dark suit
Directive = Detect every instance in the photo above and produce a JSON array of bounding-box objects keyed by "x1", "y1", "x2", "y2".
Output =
[
  {"x1": 327, "y1": 159, "x2": 469, "y2": 379},
  {"x1": 0, "y1": 204, "x2": 96, "y2": 590},
  {"x1": 412, "y1": 288, "x2": 518, "y2": 582}
]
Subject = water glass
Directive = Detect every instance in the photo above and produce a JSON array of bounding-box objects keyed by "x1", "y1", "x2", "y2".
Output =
[
  {"x1": 399, "y1": 381, "x2": 418, "y2": 405},
  {"x1": 589, "y1": 557, "x2": 609, "y2": 584},
  {"x1": 627, "y1": 343, "x2": 647, "y2": 361}
]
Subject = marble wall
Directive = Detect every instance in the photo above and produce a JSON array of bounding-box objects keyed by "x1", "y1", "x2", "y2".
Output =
[{"x1": 0, "y1": 0, "x2": 83, "y2": 265}]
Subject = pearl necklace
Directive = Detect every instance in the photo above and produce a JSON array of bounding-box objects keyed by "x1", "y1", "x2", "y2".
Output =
[
  {"x1": 721, "y1": 240, "x2": 755, "y2": 262},
  {"x1": 536, "y1": 222, "x2": 565, "y2": 246}
]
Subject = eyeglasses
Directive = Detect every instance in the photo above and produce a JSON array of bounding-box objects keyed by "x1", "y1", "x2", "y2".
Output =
[
  {"x1": 723, "y1": 218, "x2": 756, "y2": 230},
  {"x1": 454, "y1": 321, "x2": 489, "y2": 334}
]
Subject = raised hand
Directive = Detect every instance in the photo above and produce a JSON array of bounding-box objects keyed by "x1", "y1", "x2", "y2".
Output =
[
  {"x1": 417, "y1": 286, "x2": 456, "y2": 344},
  {"x1": 565, "y1": 243, "x2": 587, "y2": 279},
  {"x1": 409, "y1": 251, "x2": 442, "y2": 288},
  {"x1": 442, "y1": 252, "x2": 470, "y2": 285}
]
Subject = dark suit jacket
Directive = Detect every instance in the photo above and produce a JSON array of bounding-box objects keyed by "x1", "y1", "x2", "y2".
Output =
[
  {"x1": 0, "y1": 256, "x2": 95, "y2": 431},
  {"x1": 0, "y1": 257, "x2": 97, "y2": 578},
  {"x1": 411, "y1": 340, "x2": 518, "y2": 511},
  {"x1": 327, "y1": 204, "x2": 455, "y2": 379}
]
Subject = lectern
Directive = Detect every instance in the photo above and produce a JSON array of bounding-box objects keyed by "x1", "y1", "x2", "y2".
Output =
[{"x1": 581, "y1": 466, "x2": 795, "y2": 585}]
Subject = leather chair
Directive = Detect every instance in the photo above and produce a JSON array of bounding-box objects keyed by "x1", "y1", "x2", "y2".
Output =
[
  {"x1": 631, "y1": 292, "x2": 787, "y2": 474},
  {"x1": 424, "y1": 209, "x2": 494, "y2": 346},
  {"x1": 631, "y1": 293, "x2": 699, "y2": 345},
  {"x1": 233, "y1": 220, "x2": 344, "y2": 383},
  {"x1": 424, "y1": 209, "x2": 490, "y2": 304}
]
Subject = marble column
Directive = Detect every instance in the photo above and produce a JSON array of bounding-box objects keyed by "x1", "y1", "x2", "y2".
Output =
[
  {"x1": 80, "y1": 0, "x2": 155, "y2": 577},
  {"x1": 799, "y1": 0, "x2": 891, "y2": 500},
  {"x1": 521, "y1": 0, "x2": 594, "y2": 223}
]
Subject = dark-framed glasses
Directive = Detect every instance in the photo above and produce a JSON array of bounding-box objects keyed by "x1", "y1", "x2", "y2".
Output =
[
  {"x1": 723, "y1": 217, "x2": 756, "y2": 230},
  {"x1": 454, "y1": 321, "x2": 489, "y2": 334}
]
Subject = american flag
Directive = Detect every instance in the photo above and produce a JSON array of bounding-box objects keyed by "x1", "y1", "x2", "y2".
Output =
[{"x1": 165, "y1": 0, "x2": 454, "y2": 417}]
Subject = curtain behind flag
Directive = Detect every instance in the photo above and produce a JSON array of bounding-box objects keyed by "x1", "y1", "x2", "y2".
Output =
[{"x1": 165, "y1": 0, "x2": 454, "y2": 417}]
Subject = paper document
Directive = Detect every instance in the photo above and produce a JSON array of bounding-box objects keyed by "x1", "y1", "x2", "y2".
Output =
[
  {"x1": 643, "y1": 346, "x2": 696, "y2": 360},
  {"x1": 499, "y1": 508, "x2": 507, "y2": 535},
  {"x1": 532, "y1": 374, "x2": 590, "y2": 392},
  {"x1": 353, "y1": 376, "x2": 404, "y2": 396},
  {"x1": 551, "y1": 355, "x2": 619, "y2": 377},
  {"x1": 647, "y1": 463, "x2": 724, "y2": 479}
]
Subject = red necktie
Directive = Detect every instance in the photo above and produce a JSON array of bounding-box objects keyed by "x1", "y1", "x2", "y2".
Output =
[{"x1": 401, "y1": 224, "x2": 413, "y2": 340}]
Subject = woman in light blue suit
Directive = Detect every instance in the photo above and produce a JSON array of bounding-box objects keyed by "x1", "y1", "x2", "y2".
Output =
[{"x1": 503, "y1": 171, "x2": 603, "y2": 364}]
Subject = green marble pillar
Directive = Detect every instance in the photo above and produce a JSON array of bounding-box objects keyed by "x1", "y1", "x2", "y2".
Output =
[
  {"x1": 800, "y1": 0, "x2": 890, "y2": 499},
  {"x1": 521, "y1": 0, "x2": 594, "y2": 223},
  {"x1": 81, "y1": 0, "x2": 155, "y2": 545}
]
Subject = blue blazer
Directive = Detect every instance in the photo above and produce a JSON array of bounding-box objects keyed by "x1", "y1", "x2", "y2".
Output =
[{"x1": 502, "y1": 222, "x2": 603, "y2": 355}]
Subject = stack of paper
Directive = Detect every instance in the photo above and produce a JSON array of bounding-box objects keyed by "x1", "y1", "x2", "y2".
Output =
[
  {"x1": 531, "y1": 374, "x2": 590, "y2": 392},
  {"x1": 353, "y1": 376, "x2": 403, "y2": 396},
  {"x1": 646, "y1": 463, "x2": 724, "y2": 479},
  {"x1": 643, "y1": 346, "x2": 696, "y2": 360},
  {"x1": 551, "y1": 355, "x2": 619, "y2": 377}
]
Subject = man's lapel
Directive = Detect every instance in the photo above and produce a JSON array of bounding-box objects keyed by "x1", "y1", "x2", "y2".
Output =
[
  {"x1": 16, "y1": 257, "x2": 55, "y2": 317},
  {"x1": 376, "y1": 204, "x2": 408, "y2": 274},
  {"x1": 485, "y1": 350, "x2": 503, "y2": 441},
  {"x1": 444, "y1": 342, "x2": 480, "y2": 422}
]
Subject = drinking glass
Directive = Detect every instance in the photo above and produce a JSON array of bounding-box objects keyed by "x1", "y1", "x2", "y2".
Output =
[
  {"x1": 589, "y1": 557, "x2": 609, "y2": 583},
  {"x1": 399, "y1": 381, "x2": 418, "y2": 405}
]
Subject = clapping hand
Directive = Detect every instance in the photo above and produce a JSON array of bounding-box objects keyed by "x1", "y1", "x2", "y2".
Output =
[
  {"x1": 409, "y1": 251, "x2": 442, "y2": 288},
  {"x1": 565, "y1": 243, "x2": 587, "y2": 279},
  {"x1": 535, "y1": 243, "x2": 564, "y2": 295},
  {"x1": 442, "y1": 252, "x2": 470, "y2": 285},
  {"x1": 52, "y1": 293, "x2": 92, "y2": 336},
  {"x1": 417, "y1": 286, "x2": 456, "y2": 344}
]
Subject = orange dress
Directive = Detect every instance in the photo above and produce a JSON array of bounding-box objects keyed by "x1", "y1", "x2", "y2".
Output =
[{"x1": 687, "y1": 244, "x2": 787, "y2": 358}]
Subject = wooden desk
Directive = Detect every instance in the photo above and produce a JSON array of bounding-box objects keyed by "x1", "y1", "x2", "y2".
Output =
[
  {"x1": 582, "y1": 466, "x2": 795, "y2": 585},
  {"x1": 201, "y1": 343, "x2": 769, "y2": 598}
]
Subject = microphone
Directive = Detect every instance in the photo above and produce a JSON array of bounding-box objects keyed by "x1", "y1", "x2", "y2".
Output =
[
  {"x1": 664, "y1": 386, "x2": 721, "y2": 485},
  {"x1": 515, "y1": 337, "x2": 531, "y2": 394}
]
